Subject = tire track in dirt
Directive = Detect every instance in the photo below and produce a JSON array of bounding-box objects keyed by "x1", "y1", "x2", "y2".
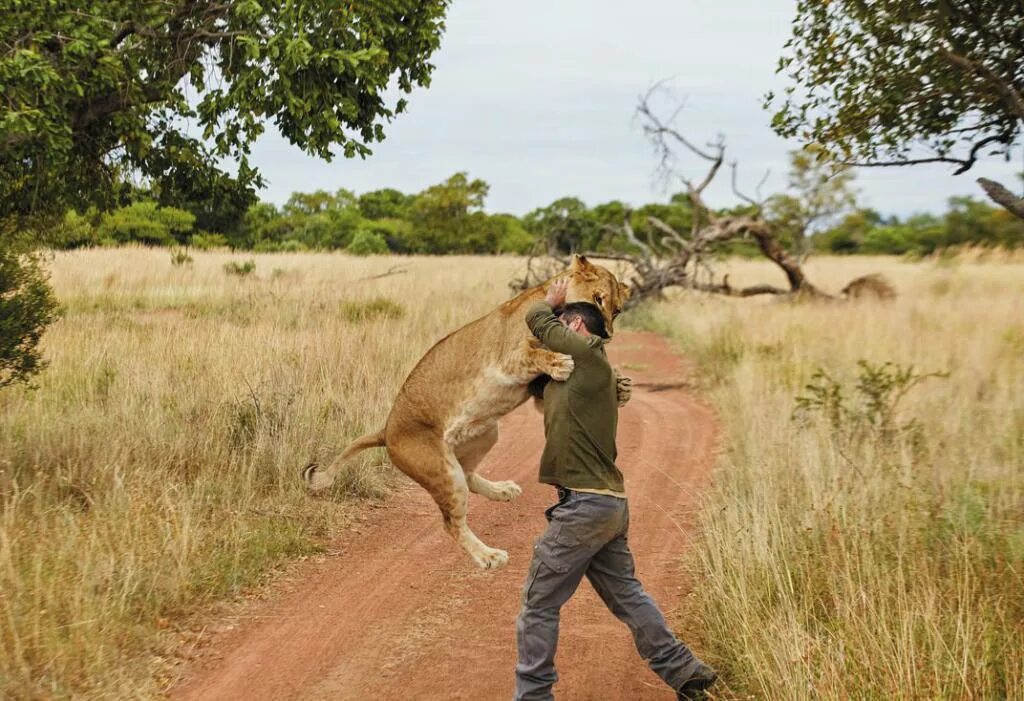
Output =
[{"x1": 172, "y1": 331, "x2": 716, "y2": 701}]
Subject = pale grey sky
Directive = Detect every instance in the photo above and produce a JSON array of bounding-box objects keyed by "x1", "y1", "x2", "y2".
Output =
[{"x1": 247, "y1": 0, "x2": 1022, "y2": 217}]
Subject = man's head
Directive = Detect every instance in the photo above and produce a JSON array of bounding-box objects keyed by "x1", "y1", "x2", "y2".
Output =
[{"x1": 559, "y1": 302, "x2": 608, "y2": 339}]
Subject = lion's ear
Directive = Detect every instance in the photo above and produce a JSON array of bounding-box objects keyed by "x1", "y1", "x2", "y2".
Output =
[
  {"x1": 618, "y1": 281, "x2": 632, "y2": 300},
  {"x1": 570, "y1": 254, "x2": 592, "y2": 272}
]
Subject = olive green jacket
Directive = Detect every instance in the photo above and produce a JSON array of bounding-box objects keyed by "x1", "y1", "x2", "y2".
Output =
[{"x1": 525, "y1": 302, "x2": 625, "y2": 494}]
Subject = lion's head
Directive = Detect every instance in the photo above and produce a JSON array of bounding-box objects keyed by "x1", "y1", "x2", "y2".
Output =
[{"x1": 559, "y1": 255, "x2": 631, "y2": 338}]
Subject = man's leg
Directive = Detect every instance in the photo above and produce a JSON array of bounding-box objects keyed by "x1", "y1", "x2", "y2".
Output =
[
  {"x1": 585, "y1": 526, "x2": 714, "y2": 694},
  {"x1": 515, "y1": 491, "x2": 623, "y2": 701}
]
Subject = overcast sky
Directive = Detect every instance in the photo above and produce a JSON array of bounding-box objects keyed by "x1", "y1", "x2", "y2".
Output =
[{"x1": 247, "y1": 0, "x2": 1022, "y2": 217}]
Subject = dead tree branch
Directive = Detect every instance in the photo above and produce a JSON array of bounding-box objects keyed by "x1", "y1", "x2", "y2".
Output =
[{"x1": 512, "y1": 85, "x2": 895, "y2": 304}]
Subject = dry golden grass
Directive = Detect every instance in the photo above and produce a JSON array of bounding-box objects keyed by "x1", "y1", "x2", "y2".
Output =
[
  {"x1": 4, "y1": 249, "x2": 1021, "y2": 699},
  {"x1": 635, "y1": 255, "x2": 1024, "y2": 700},
  {"x1": 0, "y1": 248, "x2": 524, "y2": 698}
]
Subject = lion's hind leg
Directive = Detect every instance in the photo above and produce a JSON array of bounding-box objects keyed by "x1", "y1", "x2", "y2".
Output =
[
  {"x1": 457, "y1": 423, "x2": 522, "y2": 502},
  {"x1": 388, "y1": 429, "x2": 509, "y2": 570}
]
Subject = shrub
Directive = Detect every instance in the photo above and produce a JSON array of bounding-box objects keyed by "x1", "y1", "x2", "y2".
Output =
[
  {"x1": 346, "y1": 229, "x2": 389, "y2": 256},
  {"x1": 0, "y1": 240, "x2": 61, "y2": 387},
  {"x1": 793, "y1": 360, "x2": 948, "y2": 444},
  {"x1": 97, "y1": 202, "x2": 196, "y2": 246},
  {"x1": 223, "y1": 259, "x2": 256, "y2": 277},
  {"x1": 339, "y1": 296, "x2": 404, "y2": 322},
  {"x1": 189, "y1": 232, "x2": 229, "y2": 250},
  {"x1": 170, "y1": 248, "x2": 194, "y2": 267},
  {"x1": 50, "y1": 210, "x2": 101, "y2": 249}
]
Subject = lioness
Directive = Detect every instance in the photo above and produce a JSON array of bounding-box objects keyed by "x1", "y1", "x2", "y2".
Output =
[{"x1": 304, "y1": 255, "x2": 631, "y2": 569}]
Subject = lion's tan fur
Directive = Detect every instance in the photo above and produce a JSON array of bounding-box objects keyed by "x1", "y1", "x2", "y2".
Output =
[
  {"x1": 841, "y1": 273, "x2": 897, "y2": 300},
  {"x1": 308, "y1": 256, "x2": 630, "y2": 568}
]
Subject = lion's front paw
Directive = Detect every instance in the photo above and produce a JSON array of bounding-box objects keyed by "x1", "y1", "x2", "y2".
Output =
[
  {"x1": 492, "y1": 480, "x2": 523, "y2": 501},
  {"x1": 548, "y1": 353, "x2": 575, "y2": 381},
  {"x1": 471, "y1": 545, "x2": 510, "y2": 570},
  {"x1": 615, "y1": 373, "x2": 633, "y2": 407}
]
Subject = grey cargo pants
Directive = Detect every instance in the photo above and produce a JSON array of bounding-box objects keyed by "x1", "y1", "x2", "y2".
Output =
[{"x1": 514, "y1": 487, "x2": 703, "y2": 700}]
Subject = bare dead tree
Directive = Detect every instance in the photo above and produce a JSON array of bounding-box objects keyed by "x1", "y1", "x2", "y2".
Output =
[{"x1": 513, "y1": 85, "x2": 894, "y2": 306}]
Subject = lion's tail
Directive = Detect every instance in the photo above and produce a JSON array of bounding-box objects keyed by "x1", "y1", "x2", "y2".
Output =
[{"x1": 302, "y1": 429, "x2": 386, "y2": 491}]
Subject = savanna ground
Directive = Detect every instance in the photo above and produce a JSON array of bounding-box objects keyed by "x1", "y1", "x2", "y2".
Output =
[{"x1": 1, "y1": 249, "x2": 1021, "y2": 699}]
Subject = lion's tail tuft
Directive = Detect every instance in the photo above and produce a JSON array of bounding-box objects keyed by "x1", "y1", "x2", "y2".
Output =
[{"x1": 303, "y1": 429, "x2": 386, "y2": 492}]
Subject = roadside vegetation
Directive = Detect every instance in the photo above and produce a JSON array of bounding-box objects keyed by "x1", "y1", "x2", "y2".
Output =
[
  {"x1": 636, "y1": 254, "x2": 1024, "y2": 699},
  {"x1": 0, "y1": 250, "x2": 522, "y2": 698}
]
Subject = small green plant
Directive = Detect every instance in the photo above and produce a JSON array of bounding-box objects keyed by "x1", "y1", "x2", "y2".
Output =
[
  {"x1": 339, "y1": 296, "x2": 404, "y2": 322},
  {"x1": 223, "y1": 259, "x2": 256, "y2": 277},
  {"x1": 794, "y1": 360, "x2": 948, "y2": 442},
  {"x1": 170, "y1": 248, "x2": 194, "y2": 267}
]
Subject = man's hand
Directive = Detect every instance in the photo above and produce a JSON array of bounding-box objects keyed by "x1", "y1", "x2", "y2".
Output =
[
  {"x1": 545, "y1": 278, "x2": 568, "y2": 310},
  {"x1": 614, "y1": 370, "x2": 633, "y2": 407}
]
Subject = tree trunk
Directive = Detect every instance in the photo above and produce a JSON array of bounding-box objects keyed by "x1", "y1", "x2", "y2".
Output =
[{"x1": 742, "y1": 220, "x2": 826, "y2": 296}]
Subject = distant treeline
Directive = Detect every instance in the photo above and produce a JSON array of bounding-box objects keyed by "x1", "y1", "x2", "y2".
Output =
[{"x1": 49, "y1": 172, "x2": 1024, "y2": 256}]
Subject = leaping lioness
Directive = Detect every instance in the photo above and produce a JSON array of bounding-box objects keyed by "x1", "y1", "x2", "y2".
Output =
[{"x1": 304, "y1": 255, "x2": 631, "y2": 569}]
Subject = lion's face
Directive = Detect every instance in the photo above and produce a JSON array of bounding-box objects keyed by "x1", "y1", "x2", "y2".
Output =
[{"x1": 561, "y1": 255, "x2": 631, "y2": 338}]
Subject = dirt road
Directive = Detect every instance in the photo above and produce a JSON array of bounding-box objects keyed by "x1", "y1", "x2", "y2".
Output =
[{"x1": 172, "y1": 331, "x2": 717, "y2": 701}]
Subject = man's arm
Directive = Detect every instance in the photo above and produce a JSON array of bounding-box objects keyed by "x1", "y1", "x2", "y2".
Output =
[{"x1": 526, "y1": 301, "x2": 593, "y2": 358}]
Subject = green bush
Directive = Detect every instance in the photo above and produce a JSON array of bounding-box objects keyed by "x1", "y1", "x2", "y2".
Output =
[
  {"x1": 223, "y1": 260, "x2": 256, "y2": 277},
  {"x1": 189, "y1": 232, "x2": 228, "y2": 250},
  {"x1": 339, "y1": 297, "x2": 404, "y2": 322},
  {"x1": 346, "y1": 229, "x2": 389, "y2": 255},
  {"x1": 50, "y1": 210, "x2": 101, "y2": 249},
  {"x1": 97, "y1": 202, "x2": 196, "y2": 246},
  {"x1": 0, "y1": 240, "x2": 61, "y2": 387}
]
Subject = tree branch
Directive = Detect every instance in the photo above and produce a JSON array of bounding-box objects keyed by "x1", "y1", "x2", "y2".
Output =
[
  {"x1": 977, "y1": 177, "x2": 1024, "y2": 219},
  {"x1": 938, "y1": 48, "x2": 1024, "y2": 123}
]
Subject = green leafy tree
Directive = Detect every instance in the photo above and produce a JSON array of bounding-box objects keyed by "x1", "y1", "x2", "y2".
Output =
[
  {"x1": 237, "y1": 202, "x2": 284, "y2": 249},
  {"x1": 358, "y1": 188, "x2": 414, "y2": 220},
  {"x1": 523, "y1": 197, "x2": 598, "y2": 255},
  {"x1": 409, "y1": 173, "x2": 494, "y2": 253},
  {"x1": 814, "y1": 209, "x2": 885, "y2": 254},
  {"x1": 1, "y1": 0, "x2": 450, "y2": 227},
  {"x1": 770, "y1": 1, "x2": 1024, "y2": 219},
  {"x1": 277, "y1": 189, "x2": 362, "y2": 250}
]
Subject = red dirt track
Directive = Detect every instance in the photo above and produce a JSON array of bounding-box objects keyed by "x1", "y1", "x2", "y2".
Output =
[{"x1": 172, "y1": 331, "x2": 717, "y2": 701}]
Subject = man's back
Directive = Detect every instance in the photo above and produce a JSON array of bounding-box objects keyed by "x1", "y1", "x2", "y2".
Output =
[{"x1": 525, "y1": 301, "x2": 624, "y2": 494}]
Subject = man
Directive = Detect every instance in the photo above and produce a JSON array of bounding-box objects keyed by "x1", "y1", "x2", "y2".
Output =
[{"x1": 514, "y1": 278, "x2": 717, "y2": 701}]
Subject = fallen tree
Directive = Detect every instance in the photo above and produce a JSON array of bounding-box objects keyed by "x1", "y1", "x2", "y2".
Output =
[{"x1": 513, "y1": 87, "x2": 894, "y2": 307}]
